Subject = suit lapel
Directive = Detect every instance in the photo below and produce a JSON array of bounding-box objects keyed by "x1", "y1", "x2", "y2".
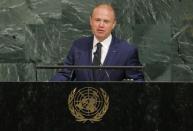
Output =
[
  {"x1": 99, "y1": 36, "x2": 119, "y2": 80},
  {"x1": 103, "y1": 36, "x2": 119, "y2": 65}
]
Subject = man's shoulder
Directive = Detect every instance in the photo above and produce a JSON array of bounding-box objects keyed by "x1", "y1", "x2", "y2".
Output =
[
  {"x1": 73, "y1": 36, "x2": 93, "y2": 44},
  {"x1": 113, "y1": 36, "x2": 137, "y2": 50}
]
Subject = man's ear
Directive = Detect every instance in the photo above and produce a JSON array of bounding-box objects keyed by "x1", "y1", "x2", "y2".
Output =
[
  {"x1": 89, "y1": 16, "x2": 92, "y2": 26},
  {"x1": 112, "y1": 21, "x2": 116, "y2": 29}
]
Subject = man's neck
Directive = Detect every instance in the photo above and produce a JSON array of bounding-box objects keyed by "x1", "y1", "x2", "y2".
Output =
[{"x1": 94, "y1": 34, "x2": 112, "y2": 43}]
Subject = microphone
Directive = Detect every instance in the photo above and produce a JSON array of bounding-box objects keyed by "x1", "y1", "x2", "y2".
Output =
[
  {"x1": 69, "y1": 69, "x2": 75, "y2": 81},
  {"x1": 100, "y1": 64, "x2": 111, "y2": 81}
]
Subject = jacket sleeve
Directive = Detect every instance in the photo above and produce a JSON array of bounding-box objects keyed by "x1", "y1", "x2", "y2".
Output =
[
  {"x1": 50, "y1": 44, "x2": 75, "y2": 81},
  {"x1": 125, "y1": 47, "x2": 145, "y2": 81}
]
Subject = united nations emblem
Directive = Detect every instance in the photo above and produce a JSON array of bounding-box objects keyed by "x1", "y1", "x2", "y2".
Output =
[{"x1": 68, "y1": 87, "x2": 109, "y2": 123}]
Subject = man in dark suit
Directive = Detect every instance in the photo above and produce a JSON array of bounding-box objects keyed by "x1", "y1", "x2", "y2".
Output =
[{"x1": 51, "y1": 3, "x2": 144, "y2": 81}]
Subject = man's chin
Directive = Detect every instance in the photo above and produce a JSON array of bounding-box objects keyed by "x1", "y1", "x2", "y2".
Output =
[
  {"x1": 96, "y1": 37, "x2": 105, "y2": 41},
  {"x1": 95, "y1": 35, "x2": 106, "y2": 41}
]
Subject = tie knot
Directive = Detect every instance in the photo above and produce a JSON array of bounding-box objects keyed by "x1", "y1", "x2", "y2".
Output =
[{"x1": 97, "y1": 43, "x2": 102, "y2": 48}]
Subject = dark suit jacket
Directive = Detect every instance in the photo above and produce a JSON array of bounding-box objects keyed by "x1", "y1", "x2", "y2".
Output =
[{"x1": 51, "y1": 35, "x2": 144, "y2": 81}]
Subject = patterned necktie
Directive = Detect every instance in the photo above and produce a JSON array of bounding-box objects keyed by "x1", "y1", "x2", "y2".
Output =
[
  {"x1": 93, "y1": 43, "x2": 102, "y2": 65},
  {"x1": 93, "y1": 43, "x2": 102, "y2": 80}
]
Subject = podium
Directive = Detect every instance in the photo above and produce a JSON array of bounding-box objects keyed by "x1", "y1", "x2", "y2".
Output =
[
  {"x1": 0, "y1": 82, "x2": 193, "y2": 131},
  {"x1": 35, "y1": 65, "x2": 144, "y2": 81}
]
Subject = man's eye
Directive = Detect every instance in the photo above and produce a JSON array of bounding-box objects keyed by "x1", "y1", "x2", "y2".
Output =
[{"x1": 104, "y1": 20, "x2": 109, "y2": 23}]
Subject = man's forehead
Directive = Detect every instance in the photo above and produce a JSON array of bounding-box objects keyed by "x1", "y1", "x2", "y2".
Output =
[
  {"x1": 92, "y1": 5, "x2": 115, "y2": 18},
  {"x1": 93, "y1": 5, "x2": 114, "y2": 13}
]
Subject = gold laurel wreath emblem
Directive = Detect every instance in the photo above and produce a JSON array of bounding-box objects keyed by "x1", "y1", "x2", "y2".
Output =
[{"x1": 68, "y1": 87, "x2": 109, "y2": 123}]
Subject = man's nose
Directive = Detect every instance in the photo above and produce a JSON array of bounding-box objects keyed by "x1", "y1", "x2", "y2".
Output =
[{"x1": 99, "y1": 21, "x2": 105, "y2": 27}]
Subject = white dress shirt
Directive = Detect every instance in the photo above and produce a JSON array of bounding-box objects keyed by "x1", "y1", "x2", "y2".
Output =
[{"x1": 92, "y1": 34, "x2": 112, "y2": 65}]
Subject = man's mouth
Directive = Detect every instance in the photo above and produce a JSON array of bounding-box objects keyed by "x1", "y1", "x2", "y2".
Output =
[{"x1": 97, "y1": 29, "x2": 105, "y2": 33}]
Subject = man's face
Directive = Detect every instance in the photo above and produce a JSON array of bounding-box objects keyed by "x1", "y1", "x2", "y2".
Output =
[{"x1": 90, "y1": 5, "x2": 116, "y2": 42}]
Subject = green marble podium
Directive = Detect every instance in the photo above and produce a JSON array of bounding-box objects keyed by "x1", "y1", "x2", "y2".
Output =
[{"x1": 0, "y1": 82, "x2": 193, "y2": 131}]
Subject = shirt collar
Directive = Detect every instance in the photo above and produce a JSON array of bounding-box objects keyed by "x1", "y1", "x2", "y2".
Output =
[{"x1": 93, "y1": 34, "x2": 112, "y2": 49}]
